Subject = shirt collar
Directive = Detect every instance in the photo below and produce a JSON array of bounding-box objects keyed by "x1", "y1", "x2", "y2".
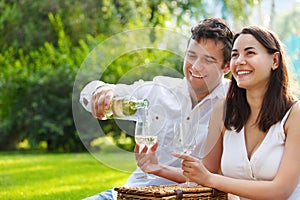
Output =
[{"x1": 188, "y1": 78, "x2": 230, "y2": 108}]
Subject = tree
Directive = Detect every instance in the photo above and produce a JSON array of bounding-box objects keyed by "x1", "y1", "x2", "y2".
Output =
[
  {"x1": 0, "y1": 0, "x2": 256, "y2": 151},
  {"x1": 275, "y1": 1, "x2": 300, "y2": 40},
  {"x1": 0, "y1": 0, "x2": 256, "y2": 54}
]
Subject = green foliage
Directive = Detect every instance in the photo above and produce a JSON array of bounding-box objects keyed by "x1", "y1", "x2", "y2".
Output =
[
  {"x1": 101, "y1": 49, "x2": 184, "y2": 84},
  {"x1": 0, "y1": 13, "x2": 184, "y2": 152},
  {"x1": 221, "y1": 0, "x2": 255, "y2": 22},
  {"x1": 0, "y1": 14, "x2": 90, "y2": 151},
  {"x1": 0, "y1": 0, "x2": 106, "y2": 53},
  {"x1": 275, "y1": 4, "x2": 300, "y2": 40},
  {"x1": 0, "y1": 0, "x2": 257, "y2": 152},
  {"x1": 0, "y1": 0, "x2": 256, "y2": 54}
]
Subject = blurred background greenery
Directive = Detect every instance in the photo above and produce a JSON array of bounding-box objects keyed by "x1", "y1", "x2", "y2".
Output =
[{"x1": 0, "y1": 0, "x2": 299, "y2": 153}]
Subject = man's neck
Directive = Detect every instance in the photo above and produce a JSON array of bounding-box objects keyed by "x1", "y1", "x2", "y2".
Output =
[{"x1": 190, "y1": 90, "x2": 209, "y2": 108}]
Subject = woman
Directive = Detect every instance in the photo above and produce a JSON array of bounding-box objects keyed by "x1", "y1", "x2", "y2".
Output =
[{"x1": 174, "y1": 26, "x2": 300, "y2": 199}]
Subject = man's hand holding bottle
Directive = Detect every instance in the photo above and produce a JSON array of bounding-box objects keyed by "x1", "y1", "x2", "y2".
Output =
[{"x1": 91, "y1": 85, "x2": 115, "y2": 119}]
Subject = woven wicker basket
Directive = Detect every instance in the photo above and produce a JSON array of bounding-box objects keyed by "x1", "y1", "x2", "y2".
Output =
[{"x1": 114, "y1": 184, "x2": 228, "y2": 200}]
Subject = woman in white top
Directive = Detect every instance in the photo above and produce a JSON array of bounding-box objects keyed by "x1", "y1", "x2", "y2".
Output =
[{"x1": 174, "y1": 26, "x2": 300, "y2": 199}]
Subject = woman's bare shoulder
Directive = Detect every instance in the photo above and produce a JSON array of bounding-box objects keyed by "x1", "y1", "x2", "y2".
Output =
[
  {"x1": 285, "y1": 101, "x2": 300, "y2": 133},
  {"x1": 290, "y1": 101, "x2": 300, "y2": 117}
]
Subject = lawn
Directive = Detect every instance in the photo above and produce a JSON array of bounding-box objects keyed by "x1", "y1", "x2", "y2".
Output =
[{"x1": 0, "y1": 152, "x2": 136, "y2": 200}]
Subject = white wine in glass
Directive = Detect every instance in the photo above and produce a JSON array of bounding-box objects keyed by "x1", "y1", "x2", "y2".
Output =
[
  {"x1": 135, "y1": 135, "x2": 158, "y2": 147},
  {"x1": 134, "y1": 116, "x2": 157, "y2": 179}
]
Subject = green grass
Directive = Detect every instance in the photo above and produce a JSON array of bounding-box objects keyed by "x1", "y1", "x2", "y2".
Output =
[{"x1": 0, "y1": 152, "x2": 136, "y2": 200}]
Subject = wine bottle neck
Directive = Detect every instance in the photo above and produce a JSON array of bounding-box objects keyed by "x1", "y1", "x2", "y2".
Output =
[{"x1": 134, "y1": 99, "x2": 149, "y2": 109}]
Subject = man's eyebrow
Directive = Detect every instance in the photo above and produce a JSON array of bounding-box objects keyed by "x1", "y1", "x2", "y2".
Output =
[
  {"x1": 187, "y1": 50, "x2": 196, "y2": 54},
  {"x1": 186, "y1": 50, "x2": 217, "y2": 61},
  {"x1": 204, "y1": 54, "x2": 217, "y2": 61}
]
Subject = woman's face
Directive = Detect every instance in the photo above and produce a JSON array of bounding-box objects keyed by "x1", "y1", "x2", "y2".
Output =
[{"x1": 230, "y1": 34, "x2": 278, "y2": 91}]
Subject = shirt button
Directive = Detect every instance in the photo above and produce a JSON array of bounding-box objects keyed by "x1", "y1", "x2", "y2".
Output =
[
  {"x1": 186, "y1": 117, "x2": 190, "y2": 120},
  {"x1": 83, "y1": 98, "x2": 88, "y2": 106}
]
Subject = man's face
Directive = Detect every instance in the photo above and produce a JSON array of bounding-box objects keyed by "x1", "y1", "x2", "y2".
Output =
[{"x1": 183, "y1": 38, "x2": 228, "y2": 96}]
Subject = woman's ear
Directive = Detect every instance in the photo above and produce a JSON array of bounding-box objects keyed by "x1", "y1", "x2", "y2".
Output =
[{"x1": 272, "y1": 52, "x2": 280, "y2": 70}]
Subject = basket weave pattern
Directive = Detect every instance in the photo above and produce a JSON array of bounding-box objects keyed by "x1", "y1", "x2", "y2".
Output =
[{"x1": 114, "y1": 184, "x2": 228, "y2": 200}]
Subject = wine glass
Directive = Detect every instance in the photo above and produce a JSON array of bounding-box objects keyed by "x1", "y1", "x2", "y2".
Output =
[
  {"x1": 173, "y1": 122, "x2": 197, "y2": 187},
  {"x1": 134, "y1": 118, "x2": 157, "y2": 179}
]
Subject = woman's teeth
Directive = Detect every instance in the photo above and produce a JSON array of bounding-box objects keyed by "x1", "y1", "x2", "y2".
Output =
[{"x1": 237, "y1": 70, "x2": 251, "y2": 75}]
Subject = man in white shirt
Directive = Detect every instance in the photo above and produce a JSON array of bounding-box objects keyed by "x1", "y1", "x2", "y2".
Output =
[{"x1": 80, "y1": 18, "x2": 233, "y2": 200}]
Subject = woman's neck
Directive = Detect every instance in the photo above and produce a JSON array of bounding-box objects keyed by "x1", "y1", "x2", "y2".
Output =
[{"x1": 246, "y1": 88, "x2": 266, "y2": 115}]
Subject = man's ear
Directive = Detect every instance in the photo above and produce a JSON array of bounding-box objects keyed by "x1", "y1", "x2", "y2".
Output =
[
  {"x1": 223, "y1": 63, "x2": 230, "y2": 74},
  {"x1": 272, "y1": 52, "x2": 280, "y2": 70}
]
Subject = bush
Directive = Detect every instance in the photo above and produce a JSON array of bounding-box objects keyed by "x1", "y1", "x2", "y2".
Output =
[
  {"x1": 0, "y1": 14, "x2": 90, "y2": 151},
  {"x1": 0, "y1": 13, "x2": 184, "y2": 152}
]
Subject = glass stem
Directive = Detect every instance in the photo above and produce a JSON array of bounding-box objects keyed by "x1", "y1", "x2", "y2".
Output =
[{"x1": 186, "y1": 177, "x2": 190, "y2": 186}]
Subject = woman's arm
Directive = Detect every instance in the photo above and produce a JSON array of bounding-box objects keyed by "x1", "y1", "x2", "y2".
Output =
[
  {"x1": 202, "y1": 99, "x2": 225, "y2": 173},
  {"x1": 179, "y1": 102, "x2": 300, "y2": 199}
]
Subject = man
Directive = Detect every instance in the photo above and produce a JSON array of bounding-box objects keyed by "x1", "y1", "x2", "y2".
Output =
[{"x1": 80, "y1": 18, "x2": 233, "y2": 199}]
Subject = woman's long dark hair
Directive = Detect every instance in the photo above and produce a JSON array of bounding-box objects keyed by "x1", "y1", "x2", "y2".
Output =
[{"x1": 224, "y1": 26, "x2": 295, "y2": 132}]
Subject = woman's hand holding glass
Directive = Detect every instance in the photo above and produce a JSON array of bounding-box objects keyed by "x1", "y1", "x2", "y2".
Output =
[{"x1": 173, "y1": 153, "x2": 212, "y2": 187}]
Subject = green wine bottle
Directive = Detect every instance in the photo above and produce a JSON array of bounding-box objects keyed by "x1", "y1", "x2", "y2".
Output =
[{"x1": 103, "y1": 96, "x2": 149, "y2": 120}]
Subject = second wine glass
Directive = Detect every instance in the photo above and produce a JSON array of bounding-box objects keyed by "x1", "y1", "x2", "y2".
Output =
[{"x1": 173, "y1": 122, "x2": 197, "y2": 187}]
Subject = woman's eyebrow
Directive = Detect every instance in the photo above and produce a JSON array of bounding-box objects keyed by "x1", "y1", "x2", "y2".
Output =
[
  {"x1": 232, "y1": 46, "x2": 256, "y2": 52},
  {"x1": 244, "y1": 46, "x2": 255, "y2": 51}
]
